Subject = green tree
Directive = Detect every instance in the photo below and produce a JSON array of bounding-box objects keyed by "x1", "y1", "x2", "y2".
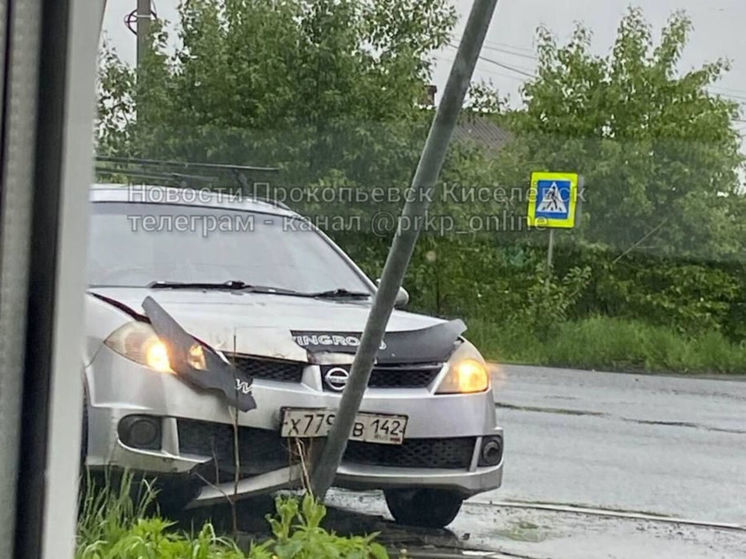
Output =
[
  {"x1": 496, "y1": 8, "x2": 744, "y2": 259},
  {"x1": 97, "y1": 0, "x2": 456, "y2": 189}
]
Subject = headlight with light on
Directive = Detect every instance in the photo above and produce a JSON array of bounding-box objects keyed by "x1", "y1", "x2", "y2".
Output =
[
  {"x1": 436, "y1": 340, "x2": 490, "y2": 394},
  {"x1": 104, "y1": 321, "x2": 173, "y2": 373}
]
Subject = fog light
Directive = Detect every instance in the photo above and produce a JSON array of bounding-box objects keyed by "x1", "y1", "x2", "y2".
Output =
[
  {"x1": 118, "y1": 415, "x2": 161, "y2": 450},
  {"x1": 478, "y1": 435, "x2": 503, "y2": 466}
]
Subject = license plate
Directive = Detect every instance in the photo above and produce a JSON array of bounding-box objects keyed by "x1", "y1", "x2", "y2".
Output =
[{"x1": 280, "y1": 408, "x2": 407, "y2": 445}]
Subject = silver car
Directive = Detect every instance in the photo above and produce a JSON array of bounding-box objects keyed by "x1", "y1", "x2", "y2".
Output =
[{"x1": 83, "y1": 184, "x2": 503, "y2": 528}]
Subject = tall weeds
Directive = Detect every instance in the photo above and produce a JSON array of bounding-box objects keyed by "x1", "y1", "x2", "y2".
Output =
[{"x1": 76, "y1": 471, "x2": 389, "y2": 558}]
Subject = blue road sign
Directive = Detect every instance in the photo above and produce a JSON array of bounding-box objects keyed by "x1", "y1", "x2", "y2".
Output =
[{"x1": 527, "y1": 172, "x2": 579, "y2": 228}]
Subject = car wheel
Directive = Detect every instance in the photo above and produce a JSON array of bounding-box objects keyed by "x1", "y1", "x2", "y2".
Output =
[{"x1": 384, "y1": 488, "x2": 464, "y2": 528}]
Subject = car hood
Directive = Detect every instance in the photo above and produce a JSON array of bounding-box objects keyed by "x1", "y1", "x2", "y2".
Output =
[{"x1": 90, "y1": 287, "x2": 444, "y2": 362}]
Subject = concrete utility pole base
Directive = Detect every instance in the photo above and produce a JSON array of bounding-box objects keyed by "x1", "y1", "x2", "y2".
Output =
[{"x1": 309, "y1": 0, "x2": 499, "y2": 500}]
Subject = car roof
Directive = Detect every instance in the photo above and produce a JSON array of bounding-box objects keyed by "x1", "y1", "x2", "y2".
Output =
[{"x1": 90, "y1": 183, "x2": 299, "y2": 218}]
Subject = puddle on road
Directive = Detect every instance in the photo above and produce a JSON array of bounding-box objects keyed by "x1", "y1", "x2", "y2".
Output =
[{"x1": 494, "y1": 520, "x2": 548, "y2": 543}]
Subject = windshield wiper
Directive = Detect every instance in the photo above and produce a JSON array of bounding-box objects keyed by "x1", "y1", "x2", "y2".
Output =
[
  {"x1": 147, "y1": 281, "x2": 370, "y2": 299},
  {"x1": 306, "y1": 288, "x2": 371, "y2": 299},
  {"x1": 147, "y1": 280, "x2": 299, "y2": 295},
  {"x1": 148, "y1": 280, "x2": 251, "y2": 290}
]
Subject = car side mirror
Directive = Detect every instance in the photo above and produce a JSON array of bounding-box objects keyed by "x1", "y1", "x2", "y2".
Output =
[
  {"x1": 376, "y1": 279, "x2": 409, "y2": 309},
  {"x1": 394, "y1": 286, "x2": 409, "y2": 308}
]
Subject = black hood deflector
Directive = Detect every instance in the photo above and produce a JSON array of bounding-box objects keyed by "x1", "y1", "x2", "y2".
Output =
[{"x1": 292, "y1": 319, "x2": 466, "y2": 364}]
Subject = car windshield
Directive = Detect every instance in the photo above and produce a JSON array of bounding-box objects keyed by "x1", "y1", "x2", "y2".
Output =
[{"x1": 87, "y1": 201, "x2": 371, "y2": 294}]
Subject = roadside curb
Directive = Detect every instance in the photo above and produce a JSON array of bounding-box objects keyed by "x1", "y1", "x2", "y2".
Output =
[
  {"x1": 390, "y1": 550, "x2": 536, "y2": 559},
  {"x1": 496, "y1": 362, "x2": 746, "y2": 382},
  {"x1": 466, "y1": 500, "x2": 746, "y2": 532}
]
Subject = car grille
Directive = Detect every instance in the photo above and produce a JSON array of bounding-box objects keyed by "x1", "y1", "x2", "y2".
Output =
[
  {"x1": 178, "y1": 419, "x2": 475, "y2": 477},
  {"x1": 224, "y1": 356, "x2": 441, "y2": 388},
  {"x1": 344, "y1": 437, "x2": 476, "y2": 469},
  {"x1": 368, "y1": 363, "x2": 443, "y2": 388},
  {"x1": 321, "y1": 363, "x2": 443, "y2": 390},
  {"x1": 226, "y1": 354, "x2": 305, "y2": 383},
  {"x1": 178, "y1": 419, "x2": 291, "y2": 480}
]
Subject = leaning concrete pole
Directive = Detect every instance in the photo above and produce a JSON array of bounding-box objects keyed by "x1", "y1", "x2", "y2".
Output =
[
  {"x1": 136, "y1": 0, "x2": 151, "y2": 71},
  {"x1": 310, "y1": 0, "x2": 498, "y2": 499}
]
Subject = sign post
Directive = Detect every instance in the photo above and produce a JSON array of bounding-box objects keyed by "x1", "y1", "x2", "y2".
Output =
[
  {"x1": 527, "y1": 172, "x2": 581, "y2": 286},
  {"x1": 545, "y1": 229, "x2": 555, "y2": 288}
]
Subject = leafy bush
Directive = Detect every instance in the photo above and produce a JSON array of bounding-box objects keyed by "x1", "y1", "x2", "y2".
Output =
[
  {"x1": 78, "y1": 517, "x2": 246, "y2": 559},
  {"x1": 473, "y1": 316, "x2": 746, "y2": 374},
  {"x1": 260, "y1": 494, "x2": 387, "y2": 559},
  {"x1": 572, "y1": 248, "x2": 745, "y2": 338},
  {"x1": 515, "y1": 263, "x2": 591, "y2": 340},
  {"x1": 77, "y1": 474, "x2": 389, "y2": 559},
  {"x1": 340, "y1": 235, "x2": 746, "y2": 345}
]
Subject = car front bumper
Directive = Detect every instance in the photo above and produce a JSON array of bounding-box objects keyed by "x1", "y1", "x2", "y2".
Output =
[{"x1": 85, "y1": 345, "x2": 503, "y2": 501}]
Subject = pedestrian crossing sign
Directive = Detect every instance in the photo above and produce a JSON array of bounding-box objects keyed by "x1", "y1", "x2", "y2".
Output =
[{"x1": 527, "y1": 172, "x2": 579, "y2": 228}]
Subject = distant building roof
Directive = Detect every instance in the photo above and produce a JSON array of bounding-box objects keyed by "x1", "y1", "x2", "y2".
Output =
[
  {"x1": 453, "y1": 116, "x2": 512, "y2": 153},
  {"x1": 422, "y1": 85, "x2": 511, "y2": 153}
]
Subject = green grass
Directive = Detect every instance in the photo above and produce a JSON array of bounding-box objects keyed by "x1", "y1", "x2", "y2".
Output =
[
  {"x1": 468, "y1": 316, "x2": 746, "y2": 374},
  {"x1": 77, "y1": 473, "x2": 247, "y2": 559},
  {"x1": 76, "y1": 473, "x2": 389, "y2": 559}
]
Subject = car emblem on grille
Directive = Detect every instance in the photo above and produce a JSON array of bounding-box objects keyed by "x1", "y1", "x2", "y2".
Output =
[{"x1": 324, "y1": 367, "x2": 349, "y2": 391}]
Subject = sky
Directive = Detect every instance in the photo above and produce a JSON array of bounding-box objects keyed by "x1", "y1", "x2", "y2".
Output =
[
  {"x1": 434, "y1": 0, "x2": 746, "y2": 110},
  {"x1": 102, "y1": 0, "x2": 746, "y2": 119}
]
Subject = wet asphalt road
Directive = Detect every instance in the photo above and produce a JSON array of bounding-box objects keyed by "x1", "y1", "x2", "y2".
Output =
[
  {"x1": 327, "y1": 365, "x2": 746, "y2": 558},
  {"x1": 482, "y1": 364, "x2": 746, "y2": 524}
]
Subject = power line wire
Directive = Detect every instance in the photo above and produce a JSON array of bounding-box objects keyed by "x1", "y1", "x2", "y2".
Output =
[
  {"x1": 479, "y1": 55, "x2": 537, "y2": 78},
  {"x1": 448, "y1": 43, "x2": 537, "y2": 78},
  {"x1": 436, "y1": 55, "x2": 526, "y2": 83},
  {"x1": 481, "y1": 43, "x2": 538, "y2": 61},
  {"x1": 443, "y1": 46, "x2": 746, "y2": 120},
  {"x1": 483, "y1": 39, "x2": 536, "y2": 55},
  {"x1": 473, "y1": 40, "x2": 746, "y2": 105}
]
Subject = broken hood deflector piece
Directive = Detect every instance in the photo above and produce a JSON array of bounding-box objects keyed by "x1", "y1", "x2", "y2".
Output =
[{"x1": 142, "y1": 296, "x2": 257, "y2": 412}]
